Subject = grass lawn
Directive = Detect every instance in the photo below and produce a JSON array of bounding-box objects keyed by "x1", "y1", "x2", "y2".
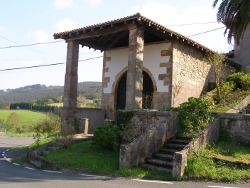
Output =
[
  {"x1": 44, "y1": 140, "x2": 169, "y2": 180},
  {"x1": 0, "y1": 110, "x2": 47, "y2": 126},
  {"x1": 185, "y1": 141, "x2": 250, "y2": 182}
]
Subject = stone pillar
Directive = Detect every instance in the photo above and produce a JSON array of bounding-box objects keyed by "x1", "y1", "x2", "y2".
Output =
[
  {"x1": 61, "y1": 40, "x2": 79, "y2": 133},
  {"x1": 126, "y1": 26, "x2": 144, "y2": 110}
]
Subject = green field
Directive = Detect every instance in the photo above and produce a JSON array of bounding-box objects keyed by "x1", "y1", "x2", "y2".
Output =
[
  {"x1": 48, "y1": 103, "x2": 63, "y2": 107},
  {"x1": 0, "y1": 110, "x2": 47, "y2": 126}
]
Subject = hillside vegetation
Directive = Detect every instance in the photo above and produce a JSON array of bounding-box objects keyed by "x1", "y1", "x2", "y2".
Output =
[{"x1": 0, "y1": 82, "x2": 101, "y2": 107}]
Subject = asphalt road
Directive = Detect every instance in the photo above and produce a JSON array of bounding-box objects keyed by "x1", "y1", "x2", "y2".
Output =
[{"x1": 0, "y1": 136, "x2": 249, "y2": 188}]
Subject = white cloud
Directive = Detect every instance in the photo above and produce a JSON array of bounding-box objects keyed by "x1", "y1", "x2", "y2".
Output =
[
  {"x1": 27, "y1": 30, "x2": 51, "y2": 43},
  {"x1": 88, "y1": 0, "x2": 102, "y2": 5},
  {"x1": 55, "y1": 19, "x2": 77, "y2": 32},
  {"x1": 128, "y1": 1, "x2": 229, "y2": 52},
  {"x1": 0, "y1": 26, "x2": 7, "y2": 32},
  {"x1": 54, "y1": 0, "x2": 73, "y2": 9}
]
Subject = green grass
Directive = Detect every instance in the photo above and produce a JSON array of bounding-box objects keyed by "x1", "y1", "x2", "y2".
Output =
[
  {"x1": 209, "y1": 90, "x2": 250, "y2": 113},
  {"x1": 0, "y1": 110, "x2": 47, "y2": 126},
  {"x1": 8, "y1": 146, "x2": 28, "y2": 153},
  {"x1": 44, "y1": 140, "x2": 169, "y2": 180},
  {"x1": 29, "y1": 136, "x2": 56, "y2": 150},
  {"x1": 6, "y1": 132, "x2": 37, "y2": 137},
  {"x1": 185, "y1": 141, "x2": 250, "y2": 182}
]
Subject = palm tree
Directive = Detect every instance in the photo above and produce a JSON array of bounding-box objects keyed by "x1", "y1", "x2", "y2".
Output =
[{"x1": 213, "y1": 0, "x2": 250, "y2": 45}]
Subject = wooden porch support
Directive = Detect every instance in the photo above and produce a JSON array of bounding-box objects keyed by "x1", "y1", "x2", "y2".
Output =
[
  {"x1": 61, "y1": 40, "x2": 79, "y2": 133},
  {"x1": 126, "y1": 26, "x2": 144, "y2": 110}
]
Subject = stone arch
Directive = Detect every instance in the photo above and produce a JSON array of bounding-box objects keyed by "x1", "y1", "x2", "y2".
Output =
[{"x1": 111, "y1": 66, "x2": 157, "y2": 110}]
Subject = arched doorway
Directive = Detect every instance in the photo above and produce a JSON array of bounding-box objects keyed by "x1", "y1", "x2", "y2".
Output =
[{"x1": 116, "y1": 71, "x2": 153, "y2": 110}]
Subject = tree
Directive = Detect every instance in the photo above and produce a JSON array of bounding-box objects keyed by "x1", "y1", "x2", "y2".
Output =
[
  {"x1": 213, "y1": 0, "x2": 250, "y2": 45},
  {"x1": 205, "y1": 52, "x2": 226, "y2": 103}
]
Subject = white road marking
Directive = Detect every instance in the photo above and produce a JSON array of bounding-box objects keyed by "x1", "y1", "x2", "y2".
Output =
[
  {"x1": 208, "y1": 186, "x2": 239, "y2": 188},
  {"x1": 3, "y1": 151, "x2": 5, "y2": 154},
  {"x1": 132, "y1": 179, "x2": 173, "y2": 184},
  {"x1": 79, "y1": 174, "x2": 109, "y2": 178},
  {"x1": 43, "y1": 170, "x2": 62, "y2": 173},
  {"x1": 13, "y1": 163, "x2": 20, "y2": 166},
  {"x1": 25, "y1": 167, "x2": 35, "y2": 170},
  {"x1": 2, "y1": 154, "x2": 4, "y2": 157},
  {"x1": 6, "y1": 149, "x2": 9, "y2": 151}
]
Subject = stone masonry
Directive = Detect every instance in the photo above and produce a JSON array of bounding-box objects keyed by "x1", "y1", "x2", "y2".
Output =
[
  {"x1": 126, "y1": 26, "x2": 144, "y2": 110},
  {"x1": 61, "y1": 40, "x2": 79, "y2": 133}
]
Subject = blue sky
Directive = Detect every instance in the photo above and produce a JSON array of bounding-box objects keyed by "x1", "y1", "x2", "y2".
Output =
[{"x1": 0, "y1": 0, "x2": 231, "y2": 90}]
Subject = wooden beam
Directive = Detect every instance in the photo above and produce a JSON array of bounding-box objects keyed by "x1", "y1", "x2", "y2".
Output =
[
  {"x1": 106, "y1": 30, "x2": 128, "y2": 49},
  {"x1": 80, "y1": 41, "x2": 106, "y2": 51},
  {"x1": 62, "y1": 24, "x2": 129, "y2": 40}
]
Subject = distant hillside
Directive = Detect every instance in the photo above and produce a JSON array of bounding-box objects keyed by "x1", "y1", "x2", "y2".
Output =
[{"x1": 0, "y1": 82, "x2": 102, "y2": 105}]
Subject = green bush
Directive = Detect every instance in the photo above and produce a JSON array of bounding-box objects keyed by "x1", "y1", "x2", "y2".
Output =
[
  {"x1": 226, "y1": 72, "x2": 250, "y2": 90},
  {"x1": 169, "y1": 97, "x2": 214, "y2": 136},
  {"x1": 92, "y1": 124, "x2": 121, "y2": 151},
  {"x1": 33, "y1": 112, "x2": 61, "y2": 141}
]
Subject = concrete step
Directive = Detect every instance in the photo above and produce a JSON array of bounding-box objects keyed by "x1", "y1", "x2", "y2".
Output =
[
  {"x1": 30, "y1": 160, "x2": 42, "y2": 168},
  {"x1": 141, "y1": 164, "x2": 172, "y2": 173},
  {"x1": 52, "y1": 141, "x2": 64, "y2": 147},
  {"x1": 37, "y1": 156, "x2": 44, "y2": 162},
  {"x1": 48, "y1": 146, "x2": 60, "y2": 151},
  {"x1": 147, "y1": 158, "x2": 173, "y2": 167},
  {"x1": 42, "y1": 151, "x2": 50, "y2": 156},
  {"x1": 159, "y1": 148, "x2": 179, "y2": 154},
  {"x1": 171, "y1": 138, "x2": 191, "y2": 145},
  {"x1": 153, "y1": 153, "x2": 174, "y2": 161},
  {"x1": 164, "y1": 143, "x2": 186, "y2": 149}
]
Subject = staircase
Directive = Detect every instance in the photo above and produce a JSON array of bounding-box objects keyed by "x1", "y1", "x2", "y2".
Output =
[
  {"x1": 29, "y1": 140, "x2": 64, "y2": 169},
  {"x1": 141, "y1": 136, "x2": 191, "y2": 173}
]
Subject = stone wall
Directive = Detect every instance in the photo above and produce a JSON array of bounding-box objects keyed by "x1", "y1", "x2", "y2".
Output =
[
  {"x1": 172, "y1": 40, "x2": 233, "y2": 107},
  {"x1": 172, "y1": 40, "x2": 211, "y2": 107},
  {"x1": 172, "y1": 118, "x2": 220, "y2": 178},
  {"x1": 75, "y1": 108, "x2": 105, "y2": 133},
  {"x1": 217, "y1": 113, "x2": 250, "y2": 144},
  {"x1": 119, "y1": 111, "x2": 178, "y2": 168}
]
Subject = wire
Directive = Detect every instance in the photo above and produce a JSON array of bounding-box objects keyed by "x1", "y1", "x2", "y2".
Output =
[
  {"x1": 187, "y1": 27, "x2": 225, "y2": 37},
  {"x1": 0, "y1": 56, "x2": 103, "y2": 72},
  {"x1": 0, "y1": 35, "x2": 61, "y2": 56},
  {"x1": 0, "y1": 40, "x2": 64, "y2": 49},
  {"x1": 166, "y1": 21, "x2": 218, "y2": 27}
]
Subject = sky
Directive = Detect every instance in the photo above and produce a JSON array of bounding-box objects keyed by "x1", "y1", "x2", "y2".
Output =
[{"x1": 0, "y1": 0, "x2": 232, "y2": 90}]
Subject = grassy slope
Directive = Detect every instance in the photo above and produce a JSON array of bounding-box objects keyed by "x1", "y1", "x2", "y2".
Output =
[{"x1": 0, "y1": 110, "x2": 47, "y2": 126}]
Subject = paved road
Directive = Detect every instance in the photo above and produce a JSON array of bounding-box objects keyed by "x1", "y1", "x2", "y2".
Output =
[{"x1": 0, "y1": 136, "x2": 249, "y2": 188}]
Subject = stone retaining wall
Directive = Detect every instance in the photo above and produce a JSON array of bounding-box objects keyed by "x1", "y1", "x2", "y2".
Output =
[
  {"x1": 172, "y1": 118, "x2": 220, "y2": 178},
  {"x1": 217, "y1": 113, "x2": 250, "y2": 144},
  {"x1": 119, "y1": 111, "x2": 178, "y2": 168}
]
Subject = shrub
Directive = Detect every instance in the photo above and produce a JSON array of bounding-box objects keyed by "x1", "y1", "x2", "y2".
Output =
[
  {"x1": 226, "y1": 72, "x2": 250, "y2": 90},
  {"x1": 92, "y1": 124, "x2": 121, "y2": 151},
  {"x1": 33, "y1": 112, "x2": 61, "y2": 142},
  {"x1": 169, "y1": 97, "x2": 214, "y2": 136}
]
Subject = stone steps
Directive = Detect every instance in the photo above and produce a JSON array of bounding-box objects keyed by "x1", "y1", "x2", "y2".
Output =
[{"x1": 141, "y1": 136, "x2": 191, "y2": 174}]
